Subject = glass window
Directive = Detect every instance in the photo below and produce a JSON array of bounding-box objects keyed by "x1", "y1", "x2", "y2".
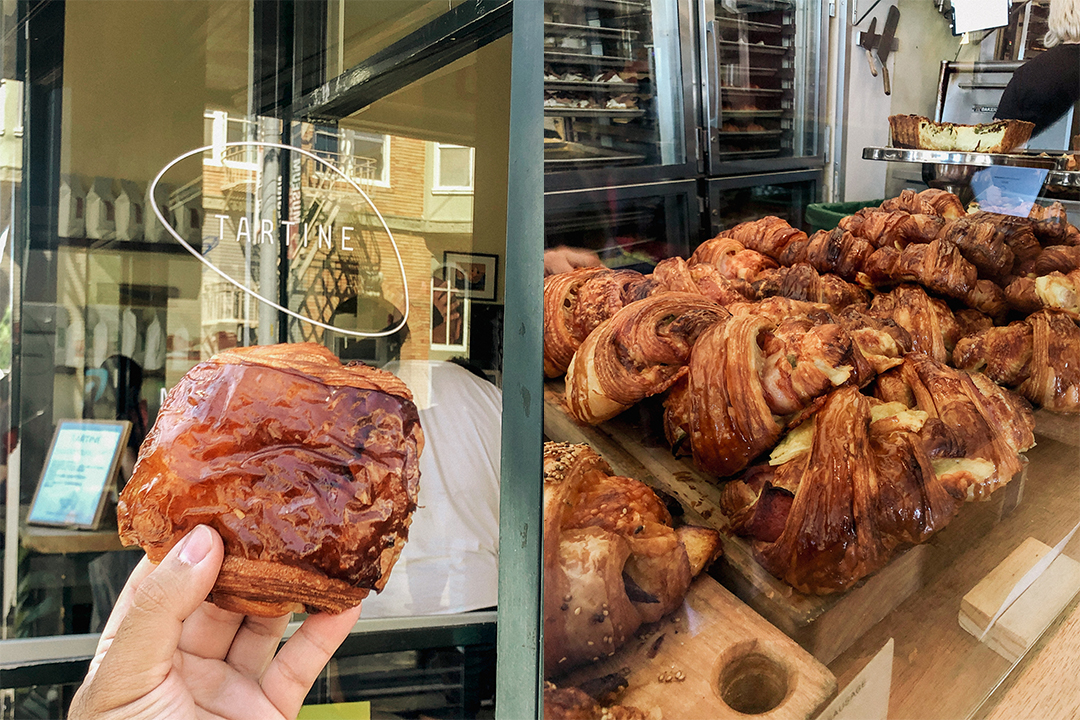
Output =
[{"x1": 433, "y1": 143, "x2": 474, "y2": 193}]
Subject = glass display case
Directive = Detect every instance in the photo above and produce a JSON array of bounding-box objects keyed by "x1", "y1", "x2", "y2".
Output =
[
  {"x1": 700, "y1": 0, "x2": 826, "y2": 175},
  {"x1": 704, "y1": 168, "x2": 820, "y2": 236},
  {"x1": 545, "y1": 180, "x2": 700, "y2": 269},
  {"x1": 543, "y1": 0, "x2": 698, "y2": 190}
]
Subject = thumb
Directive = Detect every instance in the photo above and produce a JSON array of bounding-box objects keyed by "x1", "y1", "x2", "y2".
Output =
[{"x1": 94, "y1": 526, "x2": 224, "y2": 702}]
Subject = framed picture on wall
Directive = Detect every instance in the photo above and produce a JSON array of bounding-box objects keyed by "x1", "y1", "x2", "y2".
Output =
[{"x1": 445, "y1": 251, "x2": 498, "y2": 302}]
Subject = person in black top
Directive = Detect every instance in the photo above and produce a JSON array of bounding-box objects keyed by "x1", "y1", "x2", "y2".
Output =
[{"x1": 995, "y1": 0, "x2": 1080, "y2": 136}]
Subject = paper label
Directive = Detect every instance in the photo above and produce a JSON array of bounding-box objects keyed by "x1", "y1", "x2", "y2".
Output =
[
  {"x1": 815, "y1": 638, "x2": 893, "y2": 720},
  {"x1": 969, "y1": 165, "x2": 1050, "y2": 217}
]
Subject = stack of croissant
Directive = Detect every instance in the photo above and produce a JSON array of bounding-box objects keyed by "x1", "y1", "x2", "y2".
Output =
[{"x1": 542, "y1": 187, "x2": 1077, "y2": 594}]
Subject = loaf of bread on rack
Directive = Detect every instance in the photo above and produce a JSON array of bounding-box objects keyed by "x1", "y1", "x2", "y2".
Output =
[
  {"x1": 722, "y1": 357, "x2": 1034, "y2": 593},
  {"x1": 565, "y1": 292, "x2": 729, "y2": 424},
  {"x1": 543, "y1": 442, "x2": 721, "y2": 678},
  {"x1": 663, "y1": 306, "x2": 874, "y2": 477},
  {"x1": 117, "y1": 343, "x2": 423, "y2": 616},
  {"x1": 888, "y1": 114, "x2": 1035, "y2": 153},
  {"x1": 953, "y1": 309, "x2": 1080, "y2": 413}
]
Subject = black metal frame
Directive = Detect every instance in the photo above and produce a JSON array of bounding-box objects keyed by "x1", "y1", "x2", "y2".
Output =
[{"x1": 295, "y1": 0, "x2": 513, "y2": 123}]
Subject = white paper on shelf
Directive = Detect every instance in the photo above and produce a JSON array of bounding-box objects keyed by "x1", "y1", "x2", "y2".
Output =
[{"x1": 979, "y1": 519, "x2": 1080, "y2": 642}]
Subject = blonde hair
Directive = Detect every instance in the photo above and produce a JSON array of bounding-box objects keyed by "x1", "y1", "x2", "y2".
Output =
[{"x1": 1045, "y1": 0, "x2": 1080, "y2": 47}]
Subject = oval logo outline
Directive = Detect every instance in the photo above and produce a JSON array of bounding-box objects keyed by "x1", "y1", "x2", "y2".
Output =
[{"x1": 149, "y1": 140, "x2": 410, "y2": 339}]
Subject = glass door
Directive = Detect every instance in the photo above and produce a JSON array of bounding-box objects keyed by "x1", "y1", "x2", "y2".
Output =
[
  {"x1": 701, "y1": 0, "x2": 826, "y2": 175},
  {"x1": 544, "y1": 0, "x2": 698, "y2": 190}
]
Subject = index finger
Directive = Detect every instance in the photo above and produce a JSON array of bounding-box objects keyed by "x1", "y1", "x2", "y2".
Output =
[{"x1": 260, "y1": 604, "x2": 362, "y2": 719}]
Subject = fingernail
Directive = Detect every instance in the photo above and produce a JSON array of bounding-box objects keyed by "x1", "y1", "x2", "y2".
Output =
[{"x1": 179, "y1": 525, "x2": 212, "y2": 565}]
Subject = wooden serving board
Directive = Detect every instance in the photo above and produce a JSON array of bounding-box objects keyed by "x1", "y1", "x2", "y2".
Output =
[
  {"x1": 556, "y1": 574, "x2": 837, "y2": 720},
  {"x1": 543, "y1": 380, "x2": 1022, "y2": 665}
]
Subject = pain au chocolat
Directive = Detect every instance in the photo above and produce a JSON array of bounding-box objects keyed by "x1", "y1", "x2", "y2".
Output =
[{"x1": 117, "y1": 342, "x2": 424, "y2": 617}]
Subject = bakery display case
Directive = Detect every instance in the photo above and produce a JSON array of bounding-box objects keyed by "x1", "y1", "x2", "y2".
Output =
[
  {"x1": 545, "y1": 180, "x2": 700, "y2": 270},
  {"x1": 704, "y1": 168, "x2": 820, "y2": 236},
  {"x1": 700, "y1": 0, "x2": 826, "y2": 176},
  {"x1": 543, "y1": 0, "x2": 698, "y2": 190},
  {"x1": 541, "y1": 179, "x2": 1080, "y2": 718}
]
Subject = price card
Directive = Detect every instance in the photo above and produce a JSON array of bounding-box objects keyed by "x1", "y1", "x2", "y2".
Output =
[
  {"x1": 969, "y1": 165, "x2": 1050, "y2": 218},
  {"x1": 815, "y1": 639, "x2": 893, "y2": 720}
]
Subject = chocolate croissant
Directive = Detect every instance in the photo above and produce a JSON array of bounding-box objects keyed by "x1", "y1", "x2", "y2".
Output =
[
  {"x1": 953, "y1": 309, "x2": 1080, "y2": 413},
  {"x1": 540, "y1": 266, "x2": 617, "y2": 377},
  {"x1": 118, "y1": 343, "x2": 424, "y2": 616},
  {"x1": 564, "y1": 292, "x2": 728, "y2": 424},
  {"x1": 543, "y1": 442, "x2": 720, "y2": 678}
]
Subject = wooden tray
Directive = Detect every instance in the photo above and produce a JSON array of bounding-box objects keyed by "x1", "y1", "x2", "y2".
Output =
[
  {"x1": 543, "y1": 380, "x2": 1024, "y2": 665},
  {"x1": 555, "y1": 575, "x2": 837, "y2": 720}
]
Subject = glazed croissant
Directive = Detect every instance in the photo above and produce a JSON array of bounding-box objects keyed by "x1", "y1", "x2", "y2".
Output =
[
  {"x1": 722, "y1": 357, "x2": 1033, "y2": 594},
  {"x1": 543, "y1": 442, "x2": 721, "y2": 678},
  {"x1": 838, "y1": 210, "x2": 945, "y2": 249},
  {"x1": 663, "y1": 307, "x2": 874, "y2": 477},
  {"x1": 651, "y1": 256, "x2": 753, "y2": 305},
  {"x1": 938, "y1": 217, "x2": 1015, "y2": 283},
  {"x1": 915, "y1": 188, "x2": 967, "y2": 220},
  {"x1": 868, "y1": 285, "x2": 964, "y2": 364},
  {"x1": 752, "y1": 262, "x2": 870, "y2": 310},
  {"x1": 717, "y1": 215, "x2": 807, "y2": 259},
  {"x1": 953, "y1": 309, "x2": 1080, "y2": 413},
  {"x1": 689, "y1": 235, "x2": 778, "y2": 280},
  {"x1": 565, "y1": 292, "x2": 729, "y2": 424},
  {"x1": 118, "y1": 343, "x2": 423, "y2": 616},
  {"x1": 878, "y1": 188, "x2": 965, "y2": 219}
]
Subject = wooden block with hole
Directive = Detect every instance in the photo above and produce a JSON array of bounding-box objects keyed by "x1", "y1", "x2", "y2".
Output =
[
  {"x1": 959, "y1": 537, "x2": 1080, "y2": 663},
  {"x1": 556, "y1": 575, "x2": 837, "y2": 720}
]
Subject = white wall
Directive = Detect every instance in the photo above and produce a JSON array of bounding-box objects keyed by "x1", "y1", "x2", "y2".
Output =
[{"x1": 833, "y1": 0, "x2": 979, "y2": 202}]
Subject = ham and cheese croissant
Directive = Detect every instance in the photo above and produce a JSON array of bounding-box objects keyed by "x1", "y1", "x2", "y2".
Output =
[
  {"x1": 543, "y1": 442, "x2": 721, "y2": 678},
  {"x1": 722, "y1": 357, "x2": 1033, "y2": 593},
  {"x1": 664, "y1": 307, "x2": 873, "y2": 477},
  {"x1": 953, "y1": 309, "x2": 1080, "y2": 413},
  {"x1": 564, "y1": 292, "x2": 728, "y2": 424}
]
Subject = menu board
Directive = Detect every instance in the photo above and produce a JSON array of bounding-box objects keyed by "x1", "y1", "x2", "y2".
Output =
[{"x1": 27, "y1": 420, "x2": 131, "y2": 529}]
